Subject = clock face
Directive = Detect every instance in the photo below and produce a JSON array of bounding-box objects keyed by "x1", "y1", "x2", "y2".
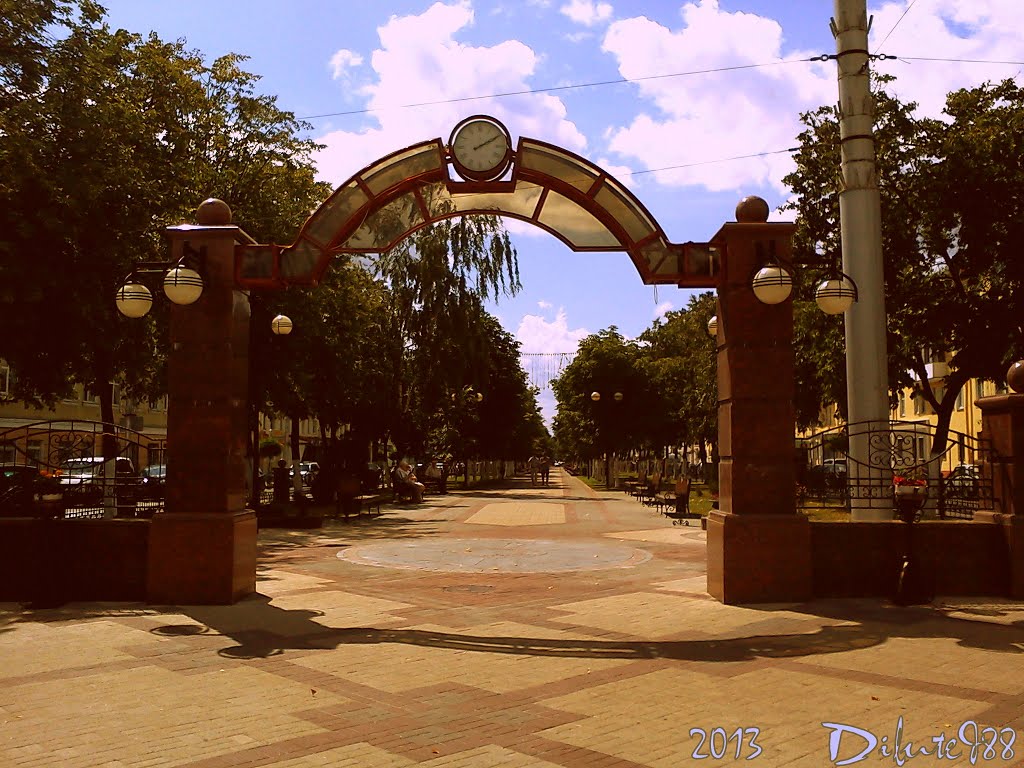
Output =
[{"x1": 450, "y1": 118, "x2": 511, "y2": 178}]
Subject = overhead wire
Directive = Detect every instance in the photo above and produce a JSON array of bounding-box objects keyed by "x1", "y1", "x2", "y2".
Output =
[
  {"x1": 296, "y1": 50, "x2": 1022, "y2": 123},
  {"x1": 874, "y1": 0, "x2": 920, "y2": 55}
]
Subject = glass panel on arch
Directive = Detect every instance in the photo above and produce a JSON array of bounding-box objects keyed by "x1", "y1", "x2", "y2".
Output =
[
  {"x1": 537, "y1": 191, "x2": 622, "y2": 249},
  {"x1": 340, "y1": 192, "x2": 425, "y2": 251},
  {"x1": 594, "y1": 177, "x2": 657, "y2": 243},
  {"x1": 303, "y1": 179, "x2": 369, "y2": 247},
  {"x1": 517, "y1": 141, "x2": 600, "y2": 194},
  {"x1": 362, "y1": 143, "x2": 445, "y2": 196},
  {"x1": 448, "y1": 182, "x2": 544, "y2": 220},
  {"x1": 279, "y1": 238, "x2": 323, "y2": 279}
]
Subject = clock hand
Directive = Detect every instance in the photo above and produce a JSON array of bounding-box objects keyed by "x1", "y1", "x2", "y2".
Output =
[{"x1": 473, "y1": 135, "x2": 501, "y2": 151}]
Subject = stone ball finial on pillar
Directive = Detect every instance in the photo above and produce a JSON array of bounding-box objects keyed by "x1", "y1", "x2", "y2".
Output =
[
  {"x1": 197, "y1": 198, "x2": 232, "y2": 226},
  {"x1": 1007, "y1": 361, "x2": 1024, "y2": 394},
  {"x1": 736, "y1": 196, "x2": 769, "y2": 223}
]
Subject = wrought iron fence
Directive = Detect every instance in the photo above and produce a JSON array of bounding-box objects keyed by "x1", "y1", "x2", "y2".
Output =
[
  {"x1": 796, "y1": 420, "x2": 998, "y2": 520},
  {"x1": 0, "y1": 420, "x2": 165, "y2": 519}
]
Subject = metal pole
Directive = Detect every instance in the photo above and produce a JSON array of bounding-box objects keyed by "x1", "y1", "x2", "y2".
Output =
[{"x1": 832, "y1": 0, "x2": 892, "y2": 520}]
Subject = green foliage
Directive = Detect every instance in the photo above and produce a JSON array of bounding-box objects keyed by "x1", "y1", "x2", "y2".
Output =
[
  {"x1": 0, "y1": 1, "x2": 328, "y2": 426},
  {"x1": 552, "y1": 327, "x2": 652, "y2": 459},
  {"x1": 783, "y1": 75, "x2": 1024, "y2": 448},
  {"x1": 638, "y1": 293, "x2": 718, "y2": 452}
]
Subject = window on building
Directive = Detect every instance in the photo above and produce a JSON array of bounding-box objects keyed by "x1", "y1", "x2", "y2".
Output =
[
  {"x1": 996, "y1": 381, "x2": 1009, "y2": 394},
  {"x1": 955, "y1": 387, "x2": 965, "y2": 411},
  {"x1": 898, "y1": 391, "x2": 906, "y2": 418},
  {"x1": 976, "y1": 379, "x2": 986, "y2": 399},
  {"x1": 913, "y1": 393, "x2": 926, "y2": 416},
  {"x1": 0, "y1": 442, "x2": 15, "y2": 463},
  {"x1": 26, "y1": 440, "x2": 42, "y2": 462},
  {"x1": 0, "y1": 360, "x2": 11, "y2": 398}
]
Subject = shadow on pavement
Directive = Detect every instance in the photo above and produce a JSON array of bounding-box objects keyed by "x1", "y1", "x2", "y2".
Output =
[{"x1": 155, "y1": 593, "x2": 1024, "y2": 662}]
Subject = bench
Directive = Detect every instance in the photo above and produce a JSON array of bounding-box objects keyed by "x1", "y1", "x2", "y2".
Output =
[
  {"x1": 638, "y1": 472, "x2": 662, "y2": 507},
  {"x1": 357, "y1": 490, "x2": 388, "y2": 516},
  {"x1": 661, "y1": 479, "x2": 699, "y2": 525}
]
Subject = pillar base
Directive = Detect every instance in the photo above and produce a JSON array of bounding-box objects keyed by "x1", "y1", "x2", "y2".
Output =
[
  {"x1": 147, "y1": 510, "x2": 257, "y2": 605},
  {"x1": 707, "y1": 510, "x2": 812, "y2": 604},
  {"x1": 974, "y1": 511, "x2": 1024, "y2": 598}
]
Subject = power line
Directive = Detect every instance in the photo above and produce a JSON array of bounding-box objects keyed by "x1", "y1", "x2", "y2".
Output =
[
  {"x1": 875, "y1": 0, "x2": 920, "y2": 55},
  {"x1": 295, "y1": 50, "x2": 1023, "y2": 123},
  {"x1": 296, "y1": 58, "x2": 812, "y2": 121}
]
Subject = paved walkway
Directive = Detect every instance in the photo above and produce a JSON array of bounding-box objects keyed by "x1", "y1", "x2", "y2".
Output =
[{"x1": 2, "y1": 469, "x2": 1024, "y2": 767}]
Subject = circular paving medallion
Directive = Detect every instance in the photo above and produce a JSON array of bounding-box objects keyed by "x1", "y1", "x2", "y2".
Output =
[{"x1": 338, "y1": 537, "x2": 652, "y2": 573}]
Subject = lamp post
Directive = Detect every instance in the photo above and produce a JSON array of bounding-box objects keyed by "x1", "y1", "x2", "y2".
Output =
[
  {"x1": 451, "y1": 385, "x2": 483, "y2": 488},
  {"x1": 118, "y1": 267, "x2": 293, "y2": 511},
  {"x1": 590, "y1": 390, "x2": 623, "y2": 489},
  {"x1": 832, "y1": 0, "x2": 891, "y2": 521}
]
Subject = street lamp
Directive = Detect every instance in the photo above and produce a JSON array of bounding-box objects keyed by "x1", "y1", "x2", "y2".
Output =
[
  {"x1": 590, "y1": 390, "x2": 623, "y2": 489},
  {"x1": 115, "y1": 260, "x2": 204, "y2": 318},
  {"x1": 271, "y1": 314, "x2": 293, "y2": 335}
]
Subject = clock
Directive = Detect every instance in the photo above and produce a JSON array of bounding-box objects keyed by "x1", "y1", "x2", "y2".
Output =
[{"x1": 449, "y1": 116, "x2": 513, "y2": 181}]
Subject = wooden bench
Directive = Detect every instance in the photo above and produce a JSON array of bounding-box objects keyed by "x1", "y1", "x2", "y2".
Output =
[
  {"x1": 662, "y1": 478, "x2": 699, "y2": 525},
  {"x1": 357, "y1": 490, "x2": 388, "y2": 516},
  {"x1": 638, "y1": 472, "x2": 662, "y2": 507}
]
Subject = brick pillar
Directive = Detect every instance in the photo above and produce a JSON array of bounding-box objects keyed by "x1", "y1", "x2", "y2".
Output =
[
  {"x1": 705, "y1": 197, "x2": 811, "y2": 604},
  {"x1": 147, "y1": 199, "x2": 257, "y2": 605},
  {"x1": 975, "y1": 393, "x2": 1024, "y2": 598}
]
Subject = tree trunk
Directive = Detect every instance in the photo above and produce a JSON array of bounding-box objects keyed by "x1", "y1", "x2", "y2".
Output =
[{"x1": 291, "y1": 410, "x2": 303, "y2": 506}]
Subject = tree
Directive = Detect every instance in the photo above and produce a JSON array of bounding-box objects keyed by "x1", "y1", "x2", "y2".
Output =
[
  {"x1": 374, "y1": 205, "x2": 521, "y2": 459},
  {"x1": 0, "y1": 2, "x2": 329, "y2": 443},
  {"x1": 782, "y1": 76, "x2": 1024, "y2": 451},
  {"x1": 552, "y1": 327, "x2": 650, "y2": 468},
  {"x1": 638, "y1": 292, "x2": 718, "y2": 466}
]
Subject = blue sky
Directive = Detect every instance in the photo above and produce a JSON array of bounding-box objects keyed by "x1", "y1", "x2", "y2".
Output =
[{"x1": 99, "y1": 0, "x2": 1023, "y2": 418}]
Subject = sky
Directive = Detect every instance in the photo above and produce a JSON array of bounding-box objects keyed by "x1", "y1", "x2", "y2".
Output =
[{"x1": 98, "y1": 0, "x2": 1023, "y2": 421}]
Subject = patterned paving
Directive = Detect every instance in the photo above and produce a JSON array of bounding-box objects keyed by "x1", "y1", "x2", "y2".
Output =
[{"x1": 2, "y1": 469, "x2": 1023, "y2": 767}]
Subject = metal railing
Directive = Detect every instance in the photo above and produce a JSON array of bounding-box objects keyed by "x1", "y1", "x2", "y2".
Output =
[
  {"x1": 796, "y1": 420, "x2": 998, "y2": 520},
  {"x1": 0, "y1": 420, "x2": 165, "y2": 519}
]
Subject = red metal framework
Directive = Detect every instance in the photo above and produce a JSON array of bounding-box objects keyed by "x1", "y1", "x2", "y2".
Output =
[{"x1": 235, "y1": 117, "x2": 722, "y2": 290}]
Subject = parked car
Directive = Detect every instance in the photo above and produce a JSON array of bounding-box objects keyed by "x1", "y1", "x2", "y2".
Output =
[
  {"x1": 822, "y1": 458, "x2": 848, "y2": 478},
  {"x1": 945, "y1": 464, "x2": 979, "y2": 495},
  {"x1": 140, "y1": 464, "x2": 167, "y2": 499},
  {"x1": 58, "y1": 456, "x2": 137, "y2": 506},
  {"x1": 0, "y1": 464, "x2": 47, "y2": 515},
  {"x1": 289, "y1": 461, "x2": 320, "y2": 487}
]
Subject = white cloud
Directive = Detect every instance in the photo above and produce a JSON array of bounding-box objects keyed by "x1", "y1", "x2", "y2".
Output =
[
  {"x1": 313, "y1": 1, "x2": 587, "y2": 186},
  {"x1": 538, "y1": 300, "x2": 553, "y2": 309},
  {"x1": 653, "y1": 300, "x2": 674, "y2": 319},
  {"x1": 328, "y1": 49, "x2": 364, "y2": 79},
  {"x1": 598, "y1": 0, "x2": 1023, "y2": 196},
  {"x1": 868, "y1": 0, "x2": 1024, "y2": 117},
  {"x1": 516, "y1": 308, "x2": 588, "y2": 354},
  {"x1": 600, "y1": 1, "x2": 832, "y2": 195},
  {"x1": 560, "y1": 0, "x2": 613, "y2": 26},
  {"x1": 516, "y1": 309, "x2": 588, "y2": 427}
]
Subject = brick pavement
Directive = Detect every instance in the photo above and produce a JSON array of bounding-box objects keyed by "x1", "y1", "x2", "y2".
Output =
[{"x1": 2, "y1": 469, "x2": 1024, "y2": 767}]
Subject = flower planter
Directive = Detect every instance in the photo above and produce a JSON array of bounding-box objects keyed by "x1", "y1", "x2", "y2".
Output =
[{"x1": 893, "y1": 484, "x2": 927, "y2": 524}]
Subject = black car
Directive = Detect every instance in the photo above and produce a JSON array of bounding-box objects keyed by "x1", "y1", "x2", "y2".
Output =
[
  {"x1": 140, "y1": 464, "x2": 167, "y2": 499},
  {"x1": 0, "y1": 464, "x2": 47, "y2": 515},
  {"x1": 945, "y1": 464, "x2": 980, "y2": 496}
]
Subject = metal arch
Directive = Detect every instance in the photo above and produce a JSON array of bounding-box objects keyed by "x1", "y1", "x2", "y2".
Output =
[{"x1": 233, "y1": 122, "x2": 724, "y2": 290}]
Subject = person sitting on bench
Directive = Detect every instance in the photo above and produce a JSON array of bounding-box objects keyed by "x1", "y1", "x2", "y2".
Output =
[{"x1": 394, "y1": 459, "x2": 425, "y2": 503}]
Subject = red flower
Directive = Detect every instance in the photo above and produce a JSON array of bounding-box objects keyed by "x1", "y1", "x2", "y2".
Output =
[{"x1": 893, "y1": 475, "x2": 926, "y2": 487}]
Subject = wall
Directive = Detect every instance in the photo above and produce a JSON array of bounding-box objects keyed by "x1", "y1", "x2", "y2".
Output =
[
  {"x1": 809, "y1": 520, "x2": 1010, "y2": 598},
  {"x1": 0, "y1": 519, "x2": 149, "y2": 602}
]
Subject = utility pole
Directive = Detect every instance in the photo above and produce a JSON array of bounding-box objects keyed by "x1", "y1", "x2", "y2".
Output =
[{"x1": 832, "y1": 0, "x2": 892, "y2": 521}]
